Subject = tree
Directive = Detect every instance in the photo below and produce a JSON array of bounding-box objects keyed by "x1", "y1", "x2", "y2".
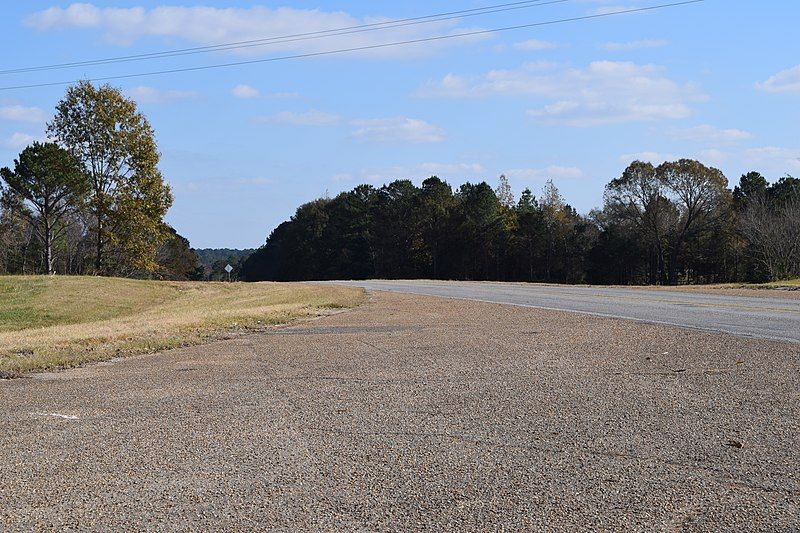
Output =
[
  {"x1": 156, "y1": 227, "x2": 200, "y2": 281},
  {"x1": 742, "y1": 194, "x2": 800, "y2": 280},
  {"x1": 495, "y1": 174, "x2": 515, "y2": 209},
  {"x1": 540, "y1": 180, "x2": 569, "y2": 281},
  {"x1": 453, "y1": 182, "x2": 502, "y2": 279},
  {"x1": 606, "y1": 160, "x2": 729, "y2": 285},
  {"x1": 48, "y1": 81, "x2": 173, "y2": 275},
  {"x1": 371, "y1": 180, "x2": 420, "y2": 278},
  {"x1": 322, "y1": 185, "x2": 376, "y2": 279},
  {"x1": 733, "y1": 171, "x2": 768, "y2": 211},
  {"x1": 514, "y1": 188, "x2": 544, "y2": 281},
  {"x1": 605, "y1": 161, "x2": 672, "y2": 284},
  {"x1": 0, "y1": 183, "x2": 35, "y2": 274},
  {"x1": 656, "y1": 159, "x2": 730, "y2": 284},
  {"x1": 0, "y1": 142, "x2": 89, "y2": 274},
  {"x1": 768, "y1": 175, "x2": 800, "y2": 205},
  {"x1": 414, "y1": 177, "x2": 455, "y2": 278}
]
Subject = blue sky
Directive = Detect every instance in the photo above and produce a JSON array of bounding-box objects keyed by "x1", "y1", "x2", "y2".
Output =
[{"x1": 1, "y1": 1, "x2": 798, "y2": 248}]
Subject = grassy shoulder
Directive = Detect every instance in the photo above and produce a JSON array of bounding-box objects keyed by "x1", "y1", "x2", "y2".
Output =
[
  {"x1": 761, "y1": 279, "x2": 800, "y2": 288},
  {"x1": 693, "y1": 279, "x2": 800, "y2": 291},
  {"x1": 0, "y1": 276, "x2": 364, "y2": 377}
]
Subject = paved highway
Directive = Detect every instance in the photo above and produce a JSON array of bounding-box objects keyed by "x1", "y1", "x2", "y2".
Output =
[
  {"x1": 3, "y1": 290, "x2": 798, "y2": 529},
  {"x1": 333, "y1": 280, "x2": 800, "y2": 343}
]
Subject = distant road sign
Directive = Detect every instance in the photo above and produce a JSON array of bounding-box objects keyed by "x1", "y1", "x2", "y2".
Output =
[{"x1": 225, "y1": 264, "x2": 233, "y2": 273}]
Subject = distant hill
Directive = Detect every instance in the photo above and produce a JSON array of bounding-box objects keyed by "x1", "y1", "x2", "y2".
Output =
[
  {"x1": 194, "y1": 248, "x2": 255, "y2": 267},
  {"x1": 193, "y1": 248, "x2": 256, "y2": 281}
]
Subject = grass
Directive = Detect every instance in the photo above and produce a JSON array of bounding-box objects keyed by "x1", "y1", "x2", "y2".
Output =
[
  {"x1": 699, "y1": 279, "x2": 800, "y2": 290},
  {"x1": 762, "y1": 279, "x2": 800, "y2": 288},
  {"x1": 0, "y1": 276, "x2": 364, "y2": 377}
]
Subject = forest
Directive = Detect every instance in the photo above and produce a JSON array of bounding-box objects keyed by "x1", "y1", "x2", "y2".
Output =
[{"x1": 242, "y1": 164, "x2": 800, "y2": 285}]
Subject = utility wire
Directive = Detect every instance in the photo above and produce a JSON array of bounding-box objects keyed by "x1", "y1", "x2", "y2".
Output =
[
  {"x1": 0, "y1": 1, "x2": 704, "y2": 92},
  {"x1": 0, "y1": 0, "x2": 568, "y2": 75}
]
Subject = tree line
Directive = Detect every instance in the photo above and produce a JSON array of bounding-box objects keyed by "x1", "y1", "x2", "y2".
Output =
[
  {"x1": 0, "y1": 81, "x2": 198, "y2": 280},
  {"x1": 242, "y1": 163, "x2": 800, "y2": 284}
]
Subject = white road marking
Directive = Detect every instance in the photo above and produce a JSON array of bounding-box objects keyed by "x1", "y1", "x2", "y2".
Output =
[{"x1": 32, "y1": 412, "x2": 79, "y2": 420}]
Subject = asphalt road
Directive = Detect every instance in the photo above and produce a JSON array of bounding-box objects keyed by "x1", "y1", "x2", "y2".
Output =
[
  {"x1": 332, "y1": 280, "x2": 800, "y2": 344},
  {"x1": 2, "y1": 290, "x2": 799, "y2": 530}
]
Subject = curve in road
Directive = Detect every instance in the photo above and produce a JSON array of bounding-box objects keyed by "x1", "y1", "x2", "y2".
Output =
[{"x1": 331, "y1": 280, "x2": 800, "y2": 344}]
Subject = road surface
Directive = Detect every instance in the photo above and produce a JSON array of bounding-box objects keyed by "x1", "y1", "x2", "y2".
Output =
[
  {"x1": 332, "y1": 280, "x2": 800, "y2": 344},
  {"x1": 2, "y1": 290, "x2": 798, "y2": 529}
]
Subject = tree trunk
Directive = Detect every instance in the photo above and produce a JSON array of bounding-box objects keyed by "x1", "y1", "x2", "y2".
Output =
[
  {"x1": 95, "y1": 218, "x2": 103, "y2": 274},
  {"x1": 44, "y1": 218, "x2": 53, "y2": 275}
]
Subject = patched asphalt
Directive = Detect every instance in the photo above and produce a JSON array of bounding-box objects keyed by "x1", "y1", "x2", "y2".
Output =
[{"x1": 1, "y1": 290, "x2": 798, "y2": 531}]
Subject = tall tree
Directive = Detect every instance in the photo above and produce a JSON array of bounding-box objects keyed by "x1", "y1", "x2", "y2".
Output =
[
  {"x1": 733, "y1": 171, "x2": 768, "y2": 211},
  {"x1": 495, "y1": 174, "x2": 515, "y2": 209},
  {"x1": 0, "y1": 184, "x2": 35, "y2": 274},
  {"x1": 768, "y1": 175, "x2": 800, "y2": 205},
  {"x1": 48, "y1": 81, "x2": 173, "y2": 275},
  {"x1": 605, "y1": 161, "x2": 672, "y2": 284},
  {"x1": 514, "y1": 188, "x2": 544, "y2": 281},
  {"x1": 414, "y1": 177, "x2": 455, "y2": 278},
  {"x1": 656, "y1": 159, "x2": 730, "y2": 284},
  {"x1": 0, "y1": 142, "x2": 89, "y2": 274},
  {"x1": 742, "y1": 194, "x2": 800, "y2": 280},
  {"x1": 370, "y1": 180, "x2": 419, "y2": 278},
  {"x1": 540, "y1": 180, "x2": 568, "y2": 281}
]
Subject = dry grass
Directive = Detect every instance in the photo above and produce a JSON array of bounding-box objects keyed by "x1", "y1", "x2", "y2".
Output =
[
  {"x1": 682, "y1": 279, "x2": 800, "y2": 291},
  {"x1": 0, "y1": 276, "x2": 364, "y2": 377},
  {"x1": 764, "y1": 278, "x2": 800, "y2": 288}
]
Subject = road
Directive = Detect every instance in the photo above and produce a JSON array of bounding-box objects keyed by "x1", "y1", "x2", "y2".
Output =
[
  {"x1": 2, "y1": 290, "x2": 799, "y2": 529},
  {"x1": 332, "y1": 280, "x2": 800, "y2": 344}
]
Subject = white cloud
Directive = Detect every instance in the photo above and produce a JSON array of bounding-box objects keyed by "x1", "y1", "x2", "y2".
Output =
[
  {"x1": 417, "y1": 162, "x2": 485, "y2": 175},
  {"x1": 350, "y1": 117, "x2": 445, "y2": 144},
  {"x1": 1, "y1": 132, "x2": 48, "y2": 150},
  {"x1": 619, "y1": 151, "x2": 675, "y2": 164},
  {"x1": 331, "y1": 173, "x2": 355, "y2": 183},
  {"x1": 601, "y1": 39, "x2": 668, "y2": 51},
  {"x1": 125, "y1": 86, "x2": 199, "y2": 104},
  {"x1": 0, "y1": 105, "x2": 47, "y2": 123},
  {"x1": 256, "y1": 110, "x2": 341, "y2": 126},
  {"x1": 342, "y1": 162, "x2": 485, "y2": 184},
  {"x1": 618, "y1": 146, "x2": 800, "y2": 176},
  {"x1": 667, "y1": 124, "x2": 753, "y2": 144},
  {"x1": 742, "y1": 147, "x2": 800, "y2": 172},
  {"x1": 757, "y1": 65, "x2": 800, "y2": 94},
  {"x1": 697, "y1": 149, "x2": 728, "y2": 166},
  {"x1": 420, "y1": 61, "x2": 703, "y2": 126},
  {"x1": 505, "y1": 165, "x2": 584, "y2": 181},
  {"x1": 513, "y1": 39, "x2": 557, "y2": 51},
  {"x1": 231, "y1": 84, "x2": 260, "y2": 99},
  {"x1": 26, "y1": 4, "x2": 489, "y2": 58},
  {"x1": 336, "y1": 162, "x2": 584, "y2": 186}
]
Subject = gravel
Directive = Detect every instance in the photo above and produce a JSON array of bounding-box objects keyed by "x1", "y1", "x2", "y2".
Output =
[{"x1": 1, "y1": 290, "x2": 798, "y2": 531}]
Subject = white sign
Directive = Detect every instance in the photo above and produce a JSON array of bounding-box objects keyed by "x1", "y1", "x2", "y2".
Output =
[{"x1": 224, "y1": 264, "x2": 233, "y2": 273}]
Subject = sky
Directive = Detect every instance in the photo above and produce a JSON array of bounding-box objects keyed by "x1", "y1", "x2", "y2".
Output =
[{"x1": 1, "y1": 1, "x2": 798, "y2": 249}]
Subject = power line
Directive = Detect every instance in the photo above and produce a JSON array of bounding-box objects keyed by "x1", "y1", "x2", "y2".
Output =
[
  {"x1": 0, "y1": 0, "x2": 569, "y2": 75},
  {"x1": 0, "y1": 1, "x2": 704, "y2": 92}
]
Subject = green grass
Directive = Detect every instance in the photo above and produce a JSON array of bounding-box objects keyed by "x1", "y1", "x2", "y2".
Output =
[
  {"x1": 0, "y1": 276, "x2": 364, "y2": 377},
  {"x1": 0, "y1": 276, "x2": 179, "y2": 332}
]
